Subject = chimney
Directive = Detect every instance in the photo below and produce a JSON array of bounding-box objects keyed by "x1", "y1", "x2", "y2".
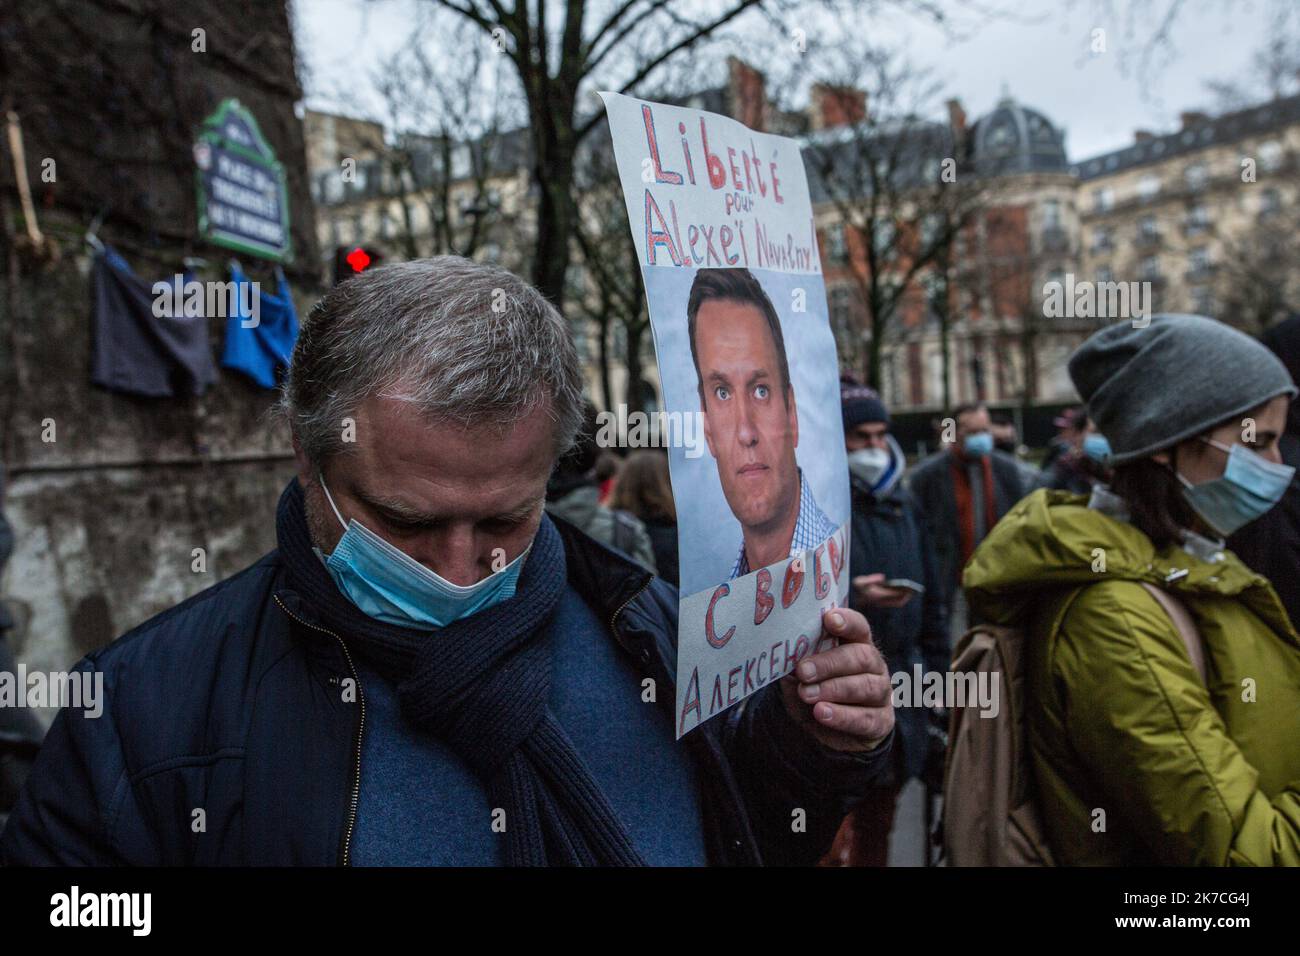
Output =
[
  {"x1": 1179, "y1": 111, "x2": 1209, "y2": 129},
  {"x1": 1134, "y1": 129, "x2": 1154, "y2": 143},
  {"x1": 947, "y1": 98, "x2": 967, "y2": 137},
  {"x1": 727, "y1": 57, "x2": 768, "y2": 132},
  {"x1": 808, "y1": 83, "x2": 867, "y2": 131}
]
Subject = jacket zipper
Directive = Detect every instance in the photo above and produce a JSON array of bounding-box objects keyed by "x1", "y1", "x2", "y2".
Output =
[
  {"x1": 274, "y1": 594, "x2": 365, "y2": 867},
  {"x1": 609, "y1": 574, "x2": 653, "y2": 638}
]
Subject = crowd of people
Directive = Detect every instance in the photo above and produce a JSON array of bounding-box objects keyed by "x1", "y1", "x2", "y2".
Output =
[
  {"x1": 559, "y1": 312, "x2": 1300, "y2": 868},
  {"x1": 1, "y1": 254, "x2": 1297, "y2": 867}
]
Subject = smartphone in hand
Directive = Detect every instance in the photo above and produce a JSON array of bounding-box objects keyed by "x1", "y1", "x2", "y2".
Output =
[{"x1": 883, "y1": 578, "x2": 925, "y2": 595}]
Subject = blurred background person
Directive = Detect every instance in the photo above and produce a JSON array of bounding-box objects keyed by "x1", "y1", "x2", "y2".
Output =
[
  {"x1": 546, "y1": 401, "x2": 657, "y2": 572},
  {"x1": 610, "y1": 450, "x2": 679, "y2": 587},
  {"x1": 990, "y1": 412, "x2": 1041, "y2": 491},
  {"x1": 910, "y1": 401, "x2": 1026, "y2": 636},
  {"x1": 1038, "y1": 415, "x2": 1113, "y2": 494},
  {"x1": 965, "y1": 314, "x2": 1300, "y2": 865},
  {"x1": 1039, "y1": 407, "x2": 1086, "y2": 474},
  {"x1": 823, "y1": 382, "x2": 948, "y2": 866},
  {"x1": 595, "y1": 449, "x2": 621, "y2": 506},
  {"x1": 1229, "y1": 314, "x2": 1300, "y2": 630}
]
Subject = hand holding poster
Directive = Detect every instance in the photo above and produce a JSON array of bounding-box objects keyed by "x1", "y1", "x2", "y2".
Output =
[{"x1": 597, "y1": 91, "x2": 850, "y2": 738}]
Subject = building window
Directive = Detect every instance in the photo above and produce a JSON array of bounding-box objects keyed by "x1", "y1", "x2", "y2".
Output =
[
  {"x1": 919, "y1": 213, "x2": 942, "y2": 250},
  {"x1": 1137, "y1": 215, "x2": 1160, "y2": 242},
  {"x1": 451, "y1": 144, "x2": 472, "y2": 181},
  {"x1": 872, "y1": 220, "x2": 896, "y2": 260},
  {"x1": 827, "y1": 222, "x2": 847, "y2": 263},
  {"x1": 569, "y1": 317, "x2": 591, "y2": 364},
  {"x1": 1184, "y1": 162, "x2": 1209, "y2": 190},
  {"x1": 1042, "y1": 199, "x2": 1062, "y2": 229},
  {"x1": 1090, "y1": 226, "x2": 1112, "y2": 254},
  {"x1": 565, "y1": 263, "x2": 586, "y2": 300},
  {"x1": 883, "y1": 351, "x2": 904, "y2": 408},
  {"x1": 1093, "y1": 188, "x2": 1114, "y2": 212},
  {"x1": 1184, "y1": 203, "x2": 1209, "y2": 236},
  {"x1": 829, "y1": 285, "x2": 854, "y2": 351},
  {"x1": 1191, "y1": 286, "x2": 1216, "y2": 316},
  {"x1": 1259, "y1": 140, "x2": 1284, "y2": 172},
  {"x1": 1137, "y1": 174, "x2": 1161, "y2": 201},
  {"x1": 1188, "y1": 245, "x2": 1213, "y2": 278},
  {"x1": 1260, "y1": 188, "x2": 1282, "y2": 218},
  {"x1": 1139, "y1": 255, "x2": 1161, "y2": 280}
]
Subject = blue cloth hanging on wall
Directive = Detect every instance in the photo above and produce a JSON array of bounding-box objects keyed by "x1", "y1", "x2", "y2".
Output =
[{"x1": 221, "y1": 261, "x2": 299, "y2": 389}]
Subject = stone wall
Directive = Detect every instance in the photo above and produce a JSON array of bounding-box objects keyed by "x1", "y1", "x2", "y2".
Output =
[{"x1": 1, "y1": 0, "x2": 321, "y2": 726}]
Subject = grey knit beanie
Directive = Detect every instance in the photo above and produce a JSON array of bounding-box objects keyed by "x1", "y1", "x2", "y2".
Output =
[{"x1": 1068, "y1": 314, "x2": 1297, "y2": 465}]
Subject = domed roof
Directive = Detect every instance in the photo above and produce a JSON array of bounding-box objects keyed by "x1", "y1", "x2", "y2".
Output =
[{"x1": 970, "y1": 96, "x2": 1068, "y2": 175}]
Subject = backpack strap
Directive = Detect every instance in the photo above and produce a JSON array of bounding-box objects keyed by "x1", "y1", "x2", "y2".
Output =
[{"x1": 1139, "y1": 582, "x2": 1208, "y2": 685}]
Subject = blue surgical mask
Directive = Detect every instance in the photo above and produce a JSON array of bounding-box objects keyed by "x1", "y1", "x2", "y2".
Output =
[
  {"x1": 316, "y1": 475, "x2": 530, "y2": 629},
  {"x1": 1082, "y1": 433, "x2": 1112, "y2": 463},
  {"x1": 1177, "y1": 438, "x2": 1295, "y2": 538},
  {"x1": 963, "y1": 432, "x2": 994, "y2": 458}
]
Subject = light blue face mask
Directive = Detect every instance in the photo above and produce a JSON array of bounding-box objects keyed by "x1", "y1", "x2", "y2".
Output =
[
  {"x1": 963, "y1": 432, "x2": 994, "y2": 458},
  {"x1": 1177, "y1": 438, "x2": 1295, "y2": 538},
  {"x1": 1082, "y1": 433, "x2": 1112, "y2": 463},
  {"x1": 316, "y1": 475, "x2": 531, "y2": 629}
]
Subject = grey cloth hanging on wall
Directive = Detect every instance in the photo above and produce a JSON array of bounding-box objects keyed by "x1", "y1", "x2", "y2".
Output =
[{"x1": 90, "y1": 246, "x2": 217, "y2": 397}]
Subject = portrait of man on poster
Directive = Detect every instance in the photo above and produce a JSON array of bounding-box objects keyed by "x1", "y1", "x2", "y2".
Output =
[{"x1": 686, "y1": 267, "x2": 837, "y2": 581}]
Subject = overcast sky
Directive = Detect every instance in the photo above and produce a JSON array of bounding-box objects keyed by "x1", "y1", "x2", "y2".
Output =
[{"x1": 294, "y1": 0, "x2": 1279, "y2": 161}]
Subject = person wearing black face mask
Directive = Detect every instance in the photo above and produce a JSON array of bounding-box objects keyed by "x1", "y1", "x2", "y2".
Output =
[{"x1": 822, "y1": 383, "x2": 948, "y2": 866}]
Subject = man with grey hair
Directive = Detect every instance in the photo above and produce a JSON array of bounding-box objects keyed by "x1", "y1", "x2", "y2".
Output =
[{"x1": 2, "y1": 257, "x2": 892, "y2": 867}]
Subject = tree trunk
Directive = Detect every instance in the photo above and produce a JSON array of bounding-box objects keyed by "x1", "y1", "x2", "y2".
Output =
[
  {"x1": 597, "y1": 306, "x2": 613, "y2": 412},
  {"x1": 625, "y1": 321, "x2": 647, "y2": 414},
  {"x1": 1020, "y1": 316, "x2": 1038, "y2": 417},
  {"x1": 940, "y1": 311, "x2": 952, "y2": 412},
  {"x1": 867, "y1": 302, "x2": 885, "y2": 391},
  {"x1": 527, "y1": 96, "x2": 577, "y2": 310}
]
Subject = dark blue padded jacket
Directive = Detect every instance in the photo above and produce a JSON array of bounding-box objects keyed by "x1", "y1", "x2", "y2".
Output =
[{"x1": 0, "y1": 487, "x2": 888, "y2": 866}]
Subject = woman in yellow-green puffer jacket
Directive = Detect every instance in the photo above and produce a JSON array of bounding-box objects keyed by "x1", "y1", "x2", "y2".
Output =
[{"x1": 964, "y1": 315, "x2": 1300, "y2": 865}]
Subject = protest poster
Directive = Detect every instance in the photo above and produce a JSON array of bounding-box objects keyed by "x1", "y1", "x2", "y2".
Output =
[{"x1": 597, "y1": 91, "x2": 850, "y2": 738}]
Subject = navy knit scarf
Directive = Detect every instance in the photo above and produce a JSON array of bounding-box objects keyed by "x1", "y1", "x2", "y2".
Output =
[{"x1": 276, "y1": 480, "x2": 645, "y2": 866}]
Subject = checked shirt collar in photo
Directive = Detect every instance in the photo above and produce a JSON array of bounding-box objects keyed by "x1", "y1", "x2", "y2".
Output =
[{"x1": 731, "y1": 468, "x2": 838, "y2": 579}]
